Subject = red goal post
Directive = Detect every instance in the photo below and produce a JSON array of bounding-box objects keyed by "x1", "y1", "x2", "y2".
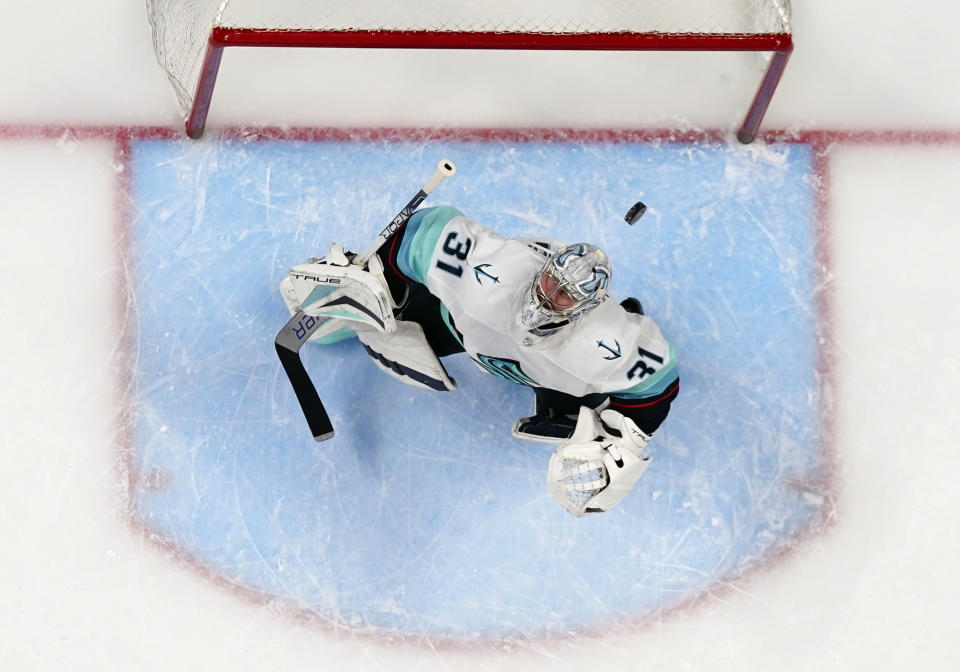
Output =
[{"x1": 146, "y1": 0, "x2": 793, "y2": 143}]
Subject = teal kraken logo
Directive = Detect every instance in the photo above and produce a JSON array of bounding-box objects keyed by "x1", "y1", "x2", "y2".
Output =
[
  {"x1": 597, "y1": 339, "x2": 622, "y2": 360},
  {"x1": 474, "y1": 353, "x2": 538, "y2": 386},
  {"x1": 473, "y1": 263, "x2": 499, "y2": 285}
]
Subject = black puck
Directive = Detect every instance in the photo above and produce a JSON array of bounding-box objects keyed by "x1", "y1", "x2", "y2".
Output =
[{"x1": 624, "y1": 201, "x2": 647, "y2": 225}]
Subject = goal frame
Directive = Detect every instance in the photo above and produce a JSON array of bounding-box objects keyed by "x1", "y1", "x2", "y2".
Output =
[{"x1": 185, "y1": 28, "x2": 793, "y2": 143}]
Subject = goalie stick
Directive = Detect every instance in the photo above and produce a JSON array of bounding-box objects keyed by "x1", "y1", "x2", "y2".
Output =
[{"x1": 275, "y1": 159, "x2": 457, "y2": 441}]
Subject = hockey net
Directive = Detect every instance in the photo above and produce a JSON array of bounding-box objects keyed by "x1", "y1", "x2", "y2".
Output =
[{"x1": 146, "y1": 0, "x2": 792, "y2": 141}]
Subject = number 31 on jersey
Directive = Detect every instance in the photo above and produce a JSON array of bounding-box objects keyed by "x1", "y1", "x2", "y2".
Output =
[{"x1": 436, "y1": 231, "x2": 473, "y2": 277}]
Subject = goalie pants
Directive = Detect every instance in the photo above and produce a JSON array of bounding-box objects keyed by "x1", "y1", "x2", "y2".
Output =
[{"x1": 394, "y1": 282, "x2": 466, "y2": 358}]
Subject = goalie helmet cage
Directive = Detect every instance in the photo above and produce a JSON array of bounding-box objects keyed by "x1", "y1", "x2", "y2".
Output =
[{"x1": 146, "y1": 0, "x2": 793, "y2": 143}]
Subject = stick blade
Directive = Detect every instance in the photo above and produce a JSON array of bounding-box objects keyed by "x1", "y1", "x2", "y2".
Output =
[{"x1": 275, "y1": 312, "x2": 335, "y2": 442}]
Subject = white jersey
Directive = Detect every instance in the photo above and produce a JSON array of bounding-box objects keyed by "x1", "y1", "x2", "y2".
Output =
[{"x1": 395, "y1": 206, "x2": 677, "y2": 400}]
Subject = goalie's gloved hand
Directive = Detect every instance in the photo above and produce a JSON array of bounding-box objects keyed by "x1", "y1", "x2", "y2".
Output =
[
  {"x1": 291, "y1": 242, "x2": 397, "y2": 333},
  {"x1": 546, "y1": 407, "x2": 652, "y2": 517}
]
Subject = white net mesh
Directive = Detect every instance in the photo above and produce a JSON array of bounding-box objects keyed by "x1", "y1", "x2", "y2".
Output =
[
  {"x1": 147, "y1": 0, "x2": 792, "y2": 118},
  {"x1": 547, "y1": 450, "x2": 609, "y2": 515},
  {"x1": 147, "y1": 0, "x2": 226, "y2": 114},
  {"x1": 216, "y1": 0, "x2": 791, "y2": 34}
]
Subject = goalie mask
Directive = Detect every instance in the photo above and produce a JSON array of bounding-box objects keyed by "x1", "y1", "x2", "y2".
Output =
[{"x1": 515, "y1": 243, "x2": 611, "y2": 341}]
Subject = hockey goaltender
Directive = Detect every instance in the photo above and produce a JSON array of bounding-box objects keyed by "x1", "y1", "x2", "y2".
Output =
[{"x1": 276, "y1": 164, "x2": 678, "y2": 517}]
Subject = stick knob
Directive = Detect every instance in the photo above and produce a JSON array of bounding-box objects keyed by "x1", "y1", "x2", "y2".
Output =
[{"x1": 423, "y1": 159, "x2": 456, "y2": 194}]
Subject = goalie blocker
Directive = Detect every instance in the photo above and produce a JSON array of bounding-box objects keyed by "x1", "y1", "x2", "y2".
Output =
[{"x1": 280, "y1": 243, "x2": 456, "y2": 393}]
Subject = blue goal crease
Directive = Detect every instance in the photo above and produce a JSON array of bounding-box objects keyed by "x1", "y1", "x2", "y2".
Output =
[{"x1": 127, "y1": 137, "x2": 821, "y2": 639}]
